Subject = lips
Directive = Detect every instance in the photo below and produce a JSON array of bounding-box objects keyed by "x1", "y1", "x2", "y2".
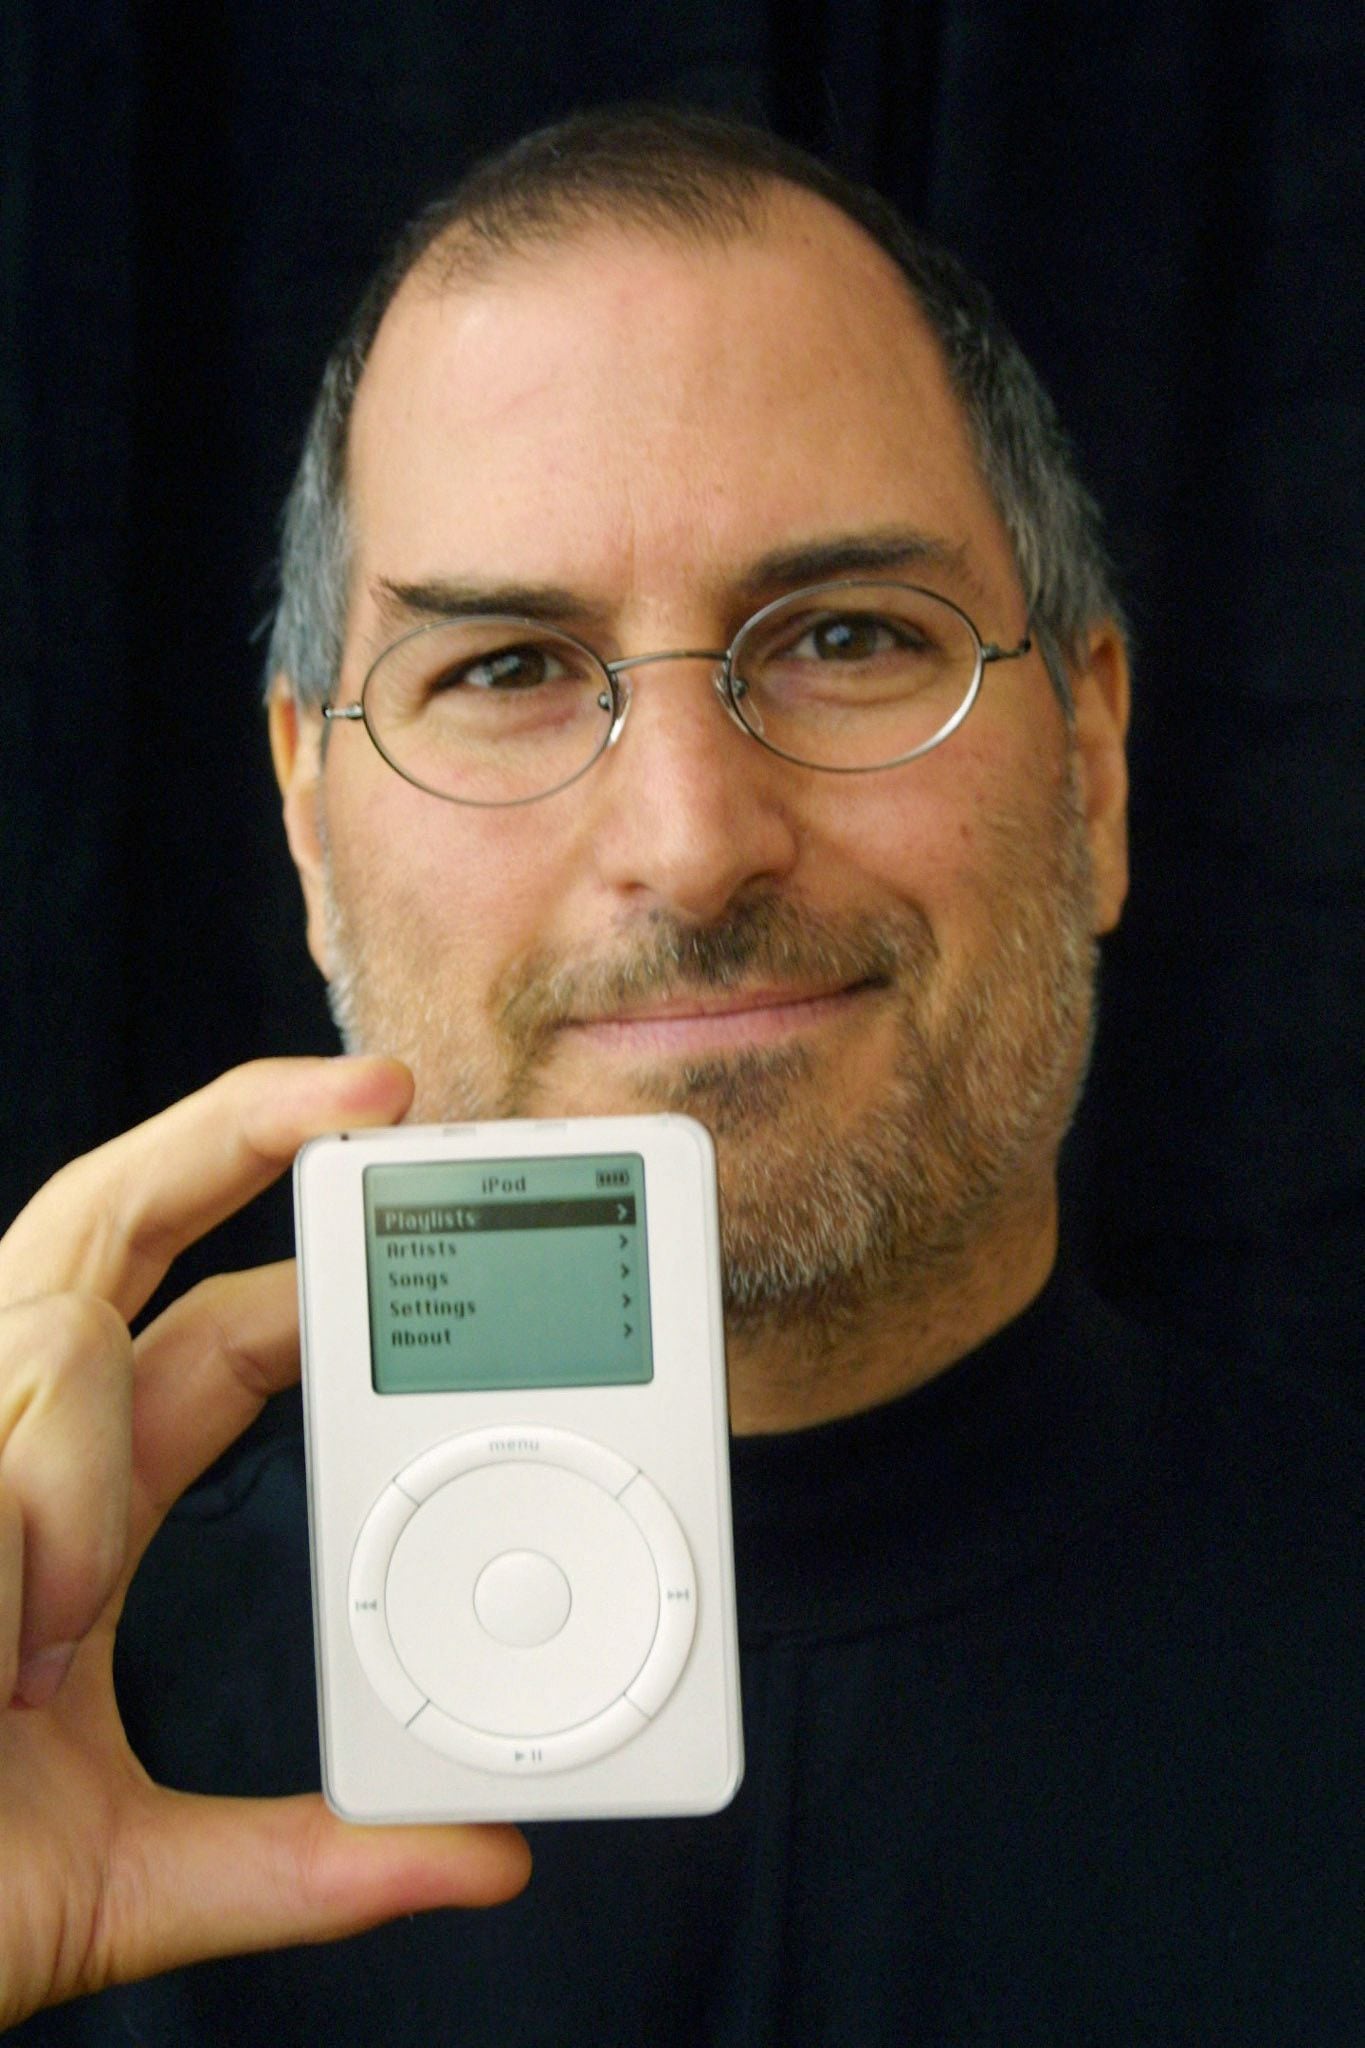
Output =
[
  {"x1": 562, "y1": 979, "x2": 882, "y2": 1054},
  {"x1": 493, "y1": 898, "x2": 926, "y2": 1080}
]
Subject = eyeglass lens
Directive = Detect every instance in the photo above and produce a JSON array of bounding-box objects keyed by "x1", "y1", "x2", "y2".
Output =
[{"x1": 361, "y1": 583, "x2": 983, "y2": 805}]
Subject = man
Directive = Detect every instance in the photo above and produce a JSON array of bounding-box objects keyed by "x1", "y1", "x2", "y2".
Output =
[{"x1": 2, "y1": 110, "x2": 1360, "y2": 2043}]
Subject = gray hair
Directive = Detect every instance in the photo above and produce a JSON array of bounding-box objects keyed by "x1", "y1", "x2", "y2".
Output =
[{"x1": 267, "y1": 106, "x2": 1123, "y2": 708}]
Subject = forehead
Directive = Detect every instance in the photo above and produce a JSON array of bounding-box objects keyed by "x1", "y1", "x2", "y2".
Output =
[{"x1": 346, "y1": 190, "x2": 1018, "y2": 625}]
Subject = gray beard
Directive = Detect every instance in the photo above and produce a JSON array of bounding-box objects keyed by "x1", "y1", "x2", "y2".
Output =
[{"x1": 323, "y1": 764, "x2": 1097, "y2": 1331}]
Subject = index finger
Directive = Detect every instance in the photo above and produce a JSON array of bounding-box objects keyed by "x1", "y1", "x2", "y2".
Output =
[{"x1": 0, "y1": 1057, "x2": 414, "y2": 1323}]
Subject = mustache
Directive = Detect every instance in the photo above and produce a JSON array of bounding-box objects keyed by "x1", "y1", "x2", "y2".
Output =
[{"x1": 495, "y1": 895, "x2": 938, "y2": 1052}]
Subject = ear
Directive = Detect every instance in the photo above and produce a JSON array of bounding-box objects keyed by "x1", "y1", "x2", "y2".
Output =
[
  {"x1": 268, "y1": 675, "x2": 334, "y2": 977},
  {"x1": 1067, "y1": 621, "x2": 1131, "y2": 935}
]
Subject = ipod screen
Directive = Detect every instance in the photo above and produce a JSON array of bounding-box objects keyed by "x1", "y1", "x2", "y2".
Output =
[{"x1": 361, "y1": 1154, "x2": 654, "y2": 1394}]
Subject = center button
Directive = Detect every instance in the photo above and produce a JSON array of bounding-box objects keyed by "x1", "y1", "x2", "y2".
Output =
[{"x1": 473, "y1": 1549, "x2": 573, "y2": 1648}]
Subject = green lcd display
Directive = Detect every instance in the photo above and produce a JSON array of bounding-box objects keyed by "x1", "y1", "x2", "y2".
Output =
[{"x1": 362, "y1": 1153, "x2": 653, "y2": 1394}]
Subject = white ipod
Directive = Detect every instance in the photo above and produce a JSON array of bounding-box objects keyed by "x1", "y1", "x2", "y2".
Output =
[{"x1": 294, "y1": 1114, "x2": 743, "y2": 1823}]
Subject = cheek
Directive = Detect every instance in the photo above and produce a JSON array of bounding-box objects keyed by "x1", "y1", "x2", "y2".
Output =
[
  {"x1": 806, "y1": 754, "x2": 993, "y2": 904},
  {"x1": 813, "y1": 723, "x2": 1066, "y2": 934},
  {"x1": 325, "y1": 769, "x2": 570, "y2": 982}
]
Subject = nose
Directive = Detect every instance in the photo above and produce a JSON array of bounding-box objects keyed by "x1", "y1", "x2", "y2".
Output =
[{"x1": 585, "y1": 652, "x2": 802, "y2": 922}]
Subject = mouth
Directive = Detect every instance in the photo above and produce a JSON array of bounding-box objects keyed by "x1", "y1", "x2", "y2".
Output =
[{"x1": 560, "y1": 978, "x2": 886, "y2": 1057}]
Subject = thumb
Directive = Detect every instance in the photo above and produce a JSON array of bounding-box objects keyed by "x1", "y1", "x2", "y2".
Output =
[{"x1": 88, "y1": 1791, "x2": 530, "y2": 1994}]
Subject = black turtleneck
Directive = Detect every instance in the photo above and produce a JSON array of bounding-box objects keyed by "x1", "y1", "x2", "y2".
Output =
[{"x1": 16, "y1": 1262, "x2": 1363, "y2": 2046}]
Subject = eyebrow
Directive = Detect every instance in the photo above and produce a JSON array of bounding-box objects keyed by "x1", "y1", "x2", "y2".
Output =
[
  {"x1": 372, "y1": 576, "x2": 600, "y2": 635},
  {"x1": 735, "y1": 529, "x2": 983, "y2": 605},
  {"x1": 370, "y1": 527, "x2": 987, "y2": 638}
]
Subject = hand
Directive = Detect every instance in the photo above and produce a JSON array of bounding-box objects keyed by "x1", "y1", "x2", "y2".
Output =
[{"x1": 0, "y1": 1058, "x2": 531, "y2": 2025}]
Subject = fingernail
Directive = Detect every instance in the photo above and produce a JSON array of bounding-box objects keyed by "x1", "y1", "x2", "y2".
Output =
[{"x1": 13, "y1": 1642, "x2": 77, "y2": 1708}]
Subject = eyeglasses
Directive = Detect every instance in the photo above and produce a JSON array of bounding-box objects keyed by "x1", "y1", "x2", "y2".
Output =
[{"x1": 322, "y1": 580, "x2": 1033, "y2": 807}]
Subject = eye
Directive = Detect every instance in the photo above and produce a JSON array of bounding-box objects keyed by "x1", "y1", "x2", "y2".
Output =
[
  {"x1": 785, "y1": 613, "x2": 923, "y2": 662},
  {"x1": 448, "y1": 641, "x2": 572, "y2": 692}
]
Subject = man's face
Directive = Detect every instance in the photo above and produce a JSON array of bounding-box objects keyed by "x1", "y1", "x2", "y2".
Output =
[{"x1": 279, "y1": 192, "x2": 1128, "y2": 1325}]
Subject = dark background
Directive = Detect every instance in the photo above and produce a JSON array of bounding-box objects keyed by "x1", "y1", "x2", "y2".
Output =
[{"x1": 2, "y1": 2, "x2": 1361, "y2": 1386}]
